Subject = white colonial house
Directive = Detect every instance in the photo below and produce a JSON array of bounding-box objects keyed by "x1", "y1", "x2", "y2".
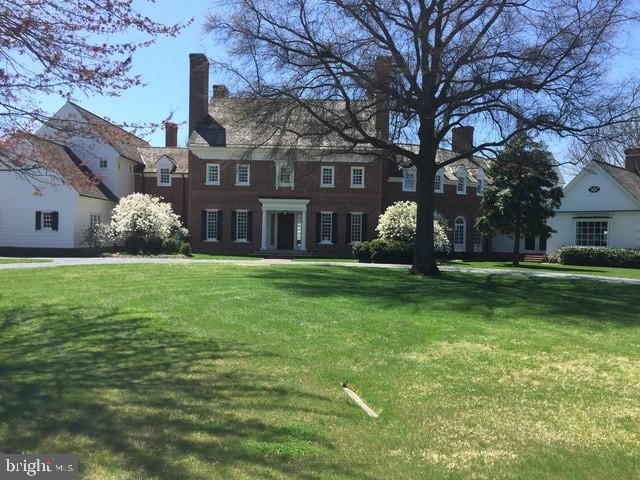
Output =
[
  {"x1": 546, "y1": 158, "x2": 640, "y2": 252},
  {"x1": 0, "y1": 102, "x2": 149, "y2": 251}
]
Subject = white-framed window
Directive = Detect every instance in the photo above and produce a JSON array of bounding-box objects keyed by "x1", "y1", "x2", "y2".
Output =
[
  {"x1": 402, "y1": 168, "x2": 416, "y2": 192},
  {"x1": 206, "y1": 163, "x2": 220, "y2": 186},
  {"x1": 575, "y1": 220, "x2": 608, "y2": 247},
  {"x1": 235, "y1": 210, "x2": 249, "y2": 242},
  {"x1": 350, "y1": 213, "x2": 364, "y2": 244},
  {"x1": 434, "y1": 172, "x2": 443, "y2": 193},
  {"x1": 454, "y1": 217, "x2": 466, "y2": 252},
  {"x1": 476, "y1": 178, "x2": 484, "y2": 196},
  {"x1": 99, "y1": 159, "x2": 108, "y2": 169},
  {"x1": 473, "y1": 227, "x2": 483, "y2": 253},
  {"x1": 350, "y1": 166, "x2": 365, "y2": 188},
  {"x1": 205, "y1": 209, "x2": 219, "y2": 241},
  {"x1": 158, "y1": 167, "x2": 171, "y2": 186},
  {"x1": 320, "y1": 212, "x2": 333, "y2": 244},
  {"x1": 277, "y1": 164, "x2": 294, "y2": 187},
  {"x1": 457, "y1": 176, "x2": 466, "y2": 195},
  {"x1": 89, "y1": 214, "x2": 101, "y2": 227},
  {"x1": 236, "y1": 164, "x2": 250, "y2": 186},
  {"x1": 42, "y1": 211, "x2": 54, "y2": 229},
  {"x1": 321, "y1": 166, "x2": 335, "y2": 187}
]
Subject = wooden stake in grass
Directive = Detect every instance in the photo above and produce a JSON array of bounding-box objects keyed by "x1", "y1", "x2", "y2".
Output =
[{"x1": 342, "y1": 384, "x2": 378, "y2": 418}]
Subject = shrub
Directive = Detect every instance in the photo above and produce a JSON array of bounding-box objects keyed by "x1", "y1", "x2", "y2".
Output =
[
  {"x1": 162, "y1": 237, "x2": 181, "y2": 254},
  {"x1": 179, "y1": 242, "x2": 192, "y2": 256},
  {"x1": 558, "y1": 247, "x2": 640, "y2": 267},
  {"x1": 352, "y1": 238, "x2": 413, "y2": 264},
  {"x1": 376, "y1": 201, "x2": 450, "y2": 253},
  {"x1": 110, "y1": 193, "x2": 185, "y2": 255}
]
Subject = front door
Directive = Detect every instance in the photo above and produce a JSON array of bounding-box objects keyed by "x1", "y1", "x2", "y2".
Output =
[{"x1": 277, "y1": 213, "x2": 295, "y2": 249}]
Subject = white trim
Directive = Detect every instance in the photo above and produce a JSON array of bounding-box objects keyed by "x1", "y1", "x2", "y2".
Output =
[
  {"x1": 158, "y1": 167, "x2": 172, "y2": 187},
  {"x1": 204, "y1": 208, "x2": 219, "y2": 242},
  {"x1": 258, "y1": 198, "x2": 310, "y2": 211},
  {"x1": 456, "y1": 176, "x2": 467, "y2": 195},
  {"x1": 434, "y1": 171, "x2": 444, "y2": 193},
  {"x1": 319, "y1": 211, "x2": 334, "y2": 244},
  {"x1": 453, "y1": 216, "x2": 466, "y2": 252},
  {"x1": 320, "y1": 165, "x2": 335, "y2": 188},
  {"x1": 234, "y1": 209, "x2": 250, "y2": 242},
  {"x1": 350, "y1": 166, "x2": 365, "y2": 188},
  {"x1": 205, "y1": 163, "x2": 221, "y2": 186},
  {"x1": 276, "y1": 163, "x2": 294, "y2": 188},
  {"x1": 235, "y1": 164, "x2": 251, "y2": 186},
  {"x1": 189, "y1": 145, "x2": 377, "y2": 163}
]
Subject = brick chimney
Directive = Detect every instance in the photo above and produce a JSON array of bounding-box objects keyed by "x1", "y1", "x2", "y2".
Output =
[
  {"x1": 372, "y1": 56, "x2": 391, "y2": 142},
  {"x1": 212, "y1": 85, "x2": 229, "y2": 98},
  {"x1": 452, "y1": 126, "x2": 474, "y2": 155},
  {"x1": 165, "y1": 122, "x2": 178, "y2": 148},
  {"x1": 189, "y1": 53, "x2": 210, "y2": 136},
  {"x1": 623, "y1": 147, "x2": 640, "y2": 174}
]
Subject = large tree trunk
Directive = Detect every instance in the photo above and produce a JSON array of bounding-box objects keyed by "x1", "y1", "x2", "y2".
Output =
[
  {"x1": 413, "y1": 162, "x2": 440, "y2": 276},
  {"x1": 512, "y1": 227, "x2": 521, "y2": 267}
]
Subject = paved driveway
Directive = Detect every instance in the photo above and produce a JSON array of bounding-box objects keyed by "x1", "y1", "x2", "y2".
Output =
[{"x1": 1, "y1": 257, "x2": 639, "y2": 285}]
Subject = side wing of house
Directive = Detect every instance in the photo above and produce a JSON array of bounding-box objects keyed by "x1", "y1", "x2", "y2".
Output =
[
  {"x1": 547, "y1": 162, "x2": 640, "y2": 251},
  {"x1": 0, "y1": 170, "x2": 78, "y2": 249}
]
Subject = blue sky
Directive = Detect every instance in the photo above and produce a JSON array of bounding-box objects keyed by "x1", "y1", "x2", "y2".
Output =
[{"x1": 38, "y1": 0, "x2": 640, "y2": 180}]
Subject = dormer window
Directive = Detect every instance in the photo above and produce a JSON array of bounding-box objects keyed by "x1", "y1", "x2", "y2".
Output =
[
  {"x1": 457, "y1": 175, "x2": 466, "y2": 195},
  {"x1": 476, "y1": 178, "x2": 484, "y2": 196},
  {"x1": 158, "y1": 167, "x2": 171, "y2": 187},
  {"x1": 434, "y1": 171, "x2": 443, "y2": 193}
]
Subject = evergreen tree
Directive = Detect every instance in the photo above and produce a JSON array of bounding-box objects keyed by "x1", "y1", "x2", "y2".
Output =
[{"x1": 478, "y1": 134, "x2": 563, "y2": 266}]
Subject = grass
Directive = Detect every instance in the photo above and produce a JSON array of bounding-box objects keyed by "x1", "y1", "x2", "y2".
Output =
[
  {"x1": 445, "y1": 259, "x2": 640, "y2": 279},
  {"x1": 188, "y1": 253, "x2": 261, "y2": 261},
  {"x1": 0, "y1": 258, "x2": 51, "y2": 264},
  {"x1": 0, "y1": 264, "x2": 638, "y2": 479},
  {"x1": 291, "y1": 257, "x2": 355, "y2": 262}
]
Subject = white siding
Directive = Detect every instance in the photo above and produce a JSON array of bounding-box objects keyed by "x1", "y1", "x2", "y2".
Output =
[
  {"x1": 548, "y1": 211, "x2": 640, "y2": 252},
  {"x1": 0, "y1": 171, "x2": 78, "y2": 248},
  {"x1": 73, "y1": 197, "x2": 116, "y2": 247}
]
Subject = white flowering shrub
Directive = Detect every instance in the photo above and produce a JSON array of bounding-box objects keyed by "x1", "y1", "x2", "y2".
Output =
[
  {"x1": 376, "y1": 201, "x2": 451, "y2": 252},
  {"x1": 110, "y1": 194, "x2": 184, "y2": 253},
  {"x1": 81, "y1": 222, "x2": 115, "y2": 249}
]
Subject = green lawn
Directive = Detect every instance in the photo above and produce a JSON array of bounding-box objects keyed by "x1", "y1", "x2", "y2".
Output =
[
  {"x1": 445, "y1": 259, "x2": 640, "y2": 279},
  {"x1": 188, "y1": 253, "x2": 261, "y2": 261},
  {"x1": 0, "y1": 264, "x2": 638, "y2": 479},
  {"x1": 0, "y1": 258, "x2": 51, "y2": 264}
]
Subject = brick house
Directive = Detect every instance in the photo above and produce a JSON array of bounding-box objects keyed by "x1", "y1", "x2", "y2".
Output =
[{"x1": 184, "y1": 53, "x2": 487, "y2": 257}]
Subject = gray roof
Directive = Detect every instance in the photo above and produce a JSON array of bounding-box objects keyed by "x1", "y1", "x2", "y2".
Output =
[
  {"x1": 27, "y1": 136, "x2": 118, "y2": 202},
  {"x1": 598, "y1": 161, "x2": 640, "y2": 202},
  {"x1": 190, "y1": 97, "x2": 376, "y2": 150},
  {"x1": 138, "y1": 147, "x2": 189, "y2": 174},
  {"x1": 69, "y1": 102, "x2": 150, "y2": 164}
]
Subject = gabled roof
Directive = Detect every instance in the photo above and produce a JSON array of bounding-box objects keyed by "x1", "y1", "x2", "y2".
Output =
[
  {"x1": 596, "y1": 161, "x2": 640, "y2": 203},
  {"x1": 137, "y1": 147, "x2": 189, "y2": 174},
  {"x1": 68, "y1": 102, "x2": 150, "y2": 164},
  {"x1": 26, "y1": 135, "x2": 118, "y2": 202},
  {"x1": 191, "y1": 97, "x2": 377, "y2": 150}
]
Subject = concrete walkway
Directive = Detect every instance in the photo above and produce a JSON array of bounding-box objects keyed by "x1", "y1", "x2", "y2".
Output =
[{"x1": 1, "y1": 256, "x2": 639, "y2": 285}]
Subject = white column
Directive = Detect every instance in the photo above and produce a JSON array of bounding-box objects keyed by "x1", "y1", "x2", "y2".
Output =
[
  {"x1": 261, "y1": 208, "x2": 268, "y2": 250},
  {"x1": 300, "y1": 209, "x2": 307, "y2": 251}
]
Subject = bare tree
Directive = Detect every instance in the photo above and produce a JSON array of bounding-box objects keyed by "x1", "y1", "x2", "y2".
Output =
[
  {"x1": 568, "y1": 119, "x2": 640, "y2": 167},
  {"x1": 206, "y1": 0, "x2": 640, "y2": 275},
  {"x1": 0, "y1": 0, "x2": 188, "y2": 178}
]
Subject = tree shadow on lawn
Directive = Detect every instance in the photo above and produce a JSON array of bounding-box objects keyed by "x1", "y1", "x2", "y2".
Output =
[
  {"x1": 251, "y1": 266, "x2": 640, "y2": 328},
  {"x1": 0, "y1": 305, "x2": 369, "y2": 479}
]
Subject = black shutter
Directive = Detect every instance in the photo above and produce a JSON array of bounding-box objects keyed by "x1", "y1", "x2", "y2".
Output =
[
  {"x1": 201, "y1": 210, "x2": 207, "y2": 241},
  {"x1": 247, "y1": 211, "x2": 253, "y2": 242},
  {"x1": 35, "y1": 211, "x2": 42, "y2": 231},
  {"x1": 315, "y1": 213, "x2": 321, "y2": 244},
  {"x1": 345, "y1": 213, "x2": 352, "y2": 245},
  {"x1": 51, "y1": 212, "x2": 59, "y2": 231},
  {"x1": 362, "y1": 214, "x2": 368, "y2": 241},
  {"x1": 231, "y1": 211, "x2": 237, "y2": 241},
  {"x1": 217, "y1": 211, "x2": 223, "y2": 240},
  {"x1": 331, "y1": 213, "x2": 337, "y2": 244}
]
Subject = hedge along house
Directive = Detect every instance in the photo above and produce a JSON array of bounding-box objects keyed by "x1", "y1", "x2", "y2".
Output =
[
  {"x1": 546, "y1": 151, "x2": 640, "y2": 253},
  {"x1": 186, "y1": 53, "x2": 488, "y2": 257}
]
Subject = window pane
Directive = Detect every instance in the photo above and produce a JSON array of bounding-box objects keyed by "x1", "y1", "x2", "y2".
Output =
[
  {"x1": 320, "y1": 213, "x2": 333, "y2": 243},
  {"x1": 576, "y1": 221, "x2": 608, "y2": 247},
  {"x1": 237, "y1": 165, "x2": 249, "y2": 184},
  {"x1": 350, "y1": 213, "x2": 363, "y2": 243},
  {"x1": 454, "y1": 218, "x2": 465, "y2": 246},
  {"x1": 403, "y1": 169, "x2": 416, "y2": 192},
  {"x1": 42, "y1": 212, "x2": 53, "y2": 229},
  {"x1": 207, "y1": 165, "x2": 219, "y2": 184},
  {"x1": 236, "y1": 211, "x2": 248, "y2": 240},
  {"x1": 351, "y1": 167, "x2": 364, "y2": 186},
  {"x1": 434, "y1": 174, "x2": 442, "y2": 192},
  {"x1": 160, "y1": 168, "x2": 170, "y2": 184},
  {"x1": 457, "y1": 177, "x2": 465, "y2": 193},
  {"x1": 206, "y1": 211, "x2": 218, "y2": 240},
  {"x1": 321, "y1": 167, "x2": 334, "y2": 186}
]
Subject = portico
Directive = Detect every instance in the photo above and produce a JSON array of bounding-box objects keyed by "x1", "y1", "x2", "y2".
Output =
[{"x1": 259, "y1": 198, "x2": 310, "y2": 251}]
